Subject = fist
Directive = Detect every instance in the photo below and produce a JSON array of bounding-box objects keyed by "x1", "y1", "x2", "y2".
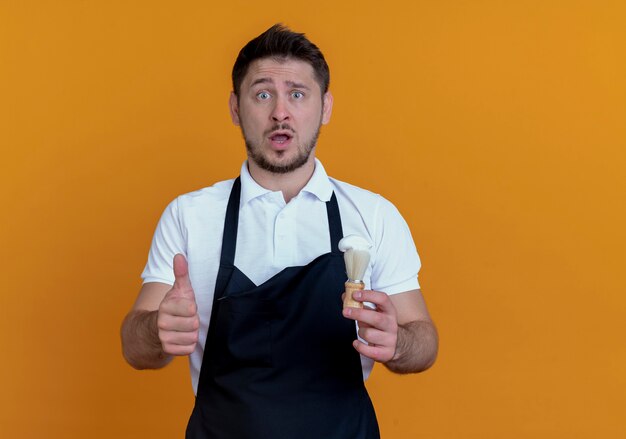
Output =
[
  {"x1": 157, "y1": 254, "x2": 199, "y2": 356},
  {"x1": 342, "y1": 289, "x2": 399, "y2": 363}
]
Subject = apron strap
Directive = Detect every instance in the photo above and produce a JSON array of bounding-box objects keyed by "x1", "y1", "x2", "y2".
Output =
[
  {"x1": 219, "y1": 177, "x2": 241, "y2": 266},
  {"x1": 326, "y1": 192, "x2": 344, "y2": 254},
  {"x1": 213, "y1": 177, "x2": 241, "y2": 300}
]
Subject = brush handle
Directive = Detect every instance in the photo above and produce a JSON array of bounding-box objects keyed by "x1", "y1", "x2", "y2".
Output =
[{"x1": 343, "y1": 281, "x2": 365, "y2": 309}]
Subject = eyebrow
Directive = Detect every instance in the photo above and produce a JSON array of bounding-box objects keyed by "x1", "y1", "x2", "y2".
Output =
[{"x1": 250, "y1": 77, "x2": 311, "y2": 90}]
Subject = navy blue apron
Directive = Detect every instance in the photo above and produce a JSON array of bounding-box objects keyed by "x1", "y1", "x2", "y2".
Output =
[{"x1": 186, "y1": 177, "x2": 380, "y2": 438}]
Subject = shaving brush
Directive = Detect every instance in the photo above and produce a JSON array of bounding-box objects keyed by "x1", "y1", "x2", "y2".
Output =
[{"x1": 338, "y1": 235, "x2": 372, "y2": 309}]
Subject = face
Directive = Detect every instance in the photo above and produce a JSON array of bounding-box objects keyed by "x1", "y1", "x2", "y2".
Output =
[{"x1": 229, "y1": 57, "x2": 333, "y2": 174}]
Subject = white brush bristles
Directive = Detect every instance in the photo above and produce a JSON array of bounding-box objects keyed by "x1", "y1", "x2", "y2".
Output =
[{"x1": 344, "y1": 249, "x2": 370, "y2": 282}]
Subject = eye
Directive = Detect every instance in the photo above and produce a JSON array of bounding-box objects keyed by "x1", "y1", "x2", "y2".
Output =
[
  {"x1": 291, "y1": 91, "x2": 304, "y2": 99},
  {"x1": 257, "y1": 92, "x2": 271, "y2": 100}
]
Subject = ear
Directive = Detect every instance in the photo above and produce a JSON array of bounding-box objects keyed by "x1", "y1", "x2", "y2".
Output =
[
  {"x1": 321, "y1": 91, "x2": 333, "y2": 125},
  {"x1": 229, "y1": 92, "x2": 240, "y2": 126}
]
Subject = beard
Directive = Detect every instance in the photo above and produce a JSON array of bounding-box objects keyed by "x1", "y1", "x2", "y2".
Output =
[{"x1": 243, "y1": 122, "x2": 321, "y2": 174}]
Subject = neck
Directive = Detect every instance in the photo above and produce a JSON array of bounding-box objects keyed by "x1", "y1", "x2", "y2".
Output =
[{"x1": 247, "y1": 154, "x2": 316, "y2": 203}]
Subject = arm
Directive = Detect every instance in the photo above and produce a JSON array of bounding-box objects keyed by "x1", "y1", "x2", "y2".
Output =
[
  {"x1": 385, "y1": 289, "x2": 438, "y2": 373},
  {"x1": 343, "y1": 288, "x2": 438, "y2": 374},
  {"x1": 120, "y1": 254, "x2": 199, "y2": 370},
  {"x1": 121, "y1": 283, "x2": 172, "y2": 370}
]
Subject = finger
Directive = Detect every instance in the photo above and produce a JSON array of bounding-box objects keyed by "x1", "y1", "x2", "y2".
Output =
[
  {"x1": 173, "y1": 254, "x2": 194, "y2": 295},
  {"x1": 356, "y1": 320, "x2": 373, "y2": 329},
  {"x1": 160, "y1": 296, "x2": 197, "y2": 317},
  {"x1": 160, "y1": 330, "x2": 199, "y2": 347},
  {"x1": 158, "y1": 314, "x2": 200, "y2": 332},
  {"x1": 343, "y1": 306, "x2": 397, "y2": 332},
  {"x1": 162, "y1": 342, "x2": 197, "y2": 356},
  {"x1": 357, "y1": 327, "x2": 396, "y2": 347},
  {"x1": 352, "y1": 339, "x2": 395, "y2": 363},
  {"x1": 352, "y1": 290, "x2": 395, "y2": 313}
]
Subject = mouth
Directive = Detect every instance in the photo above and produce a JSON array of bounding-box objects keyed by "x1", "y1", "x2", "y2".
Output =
[{"x1": 268, "y1": 130, "x2": 294, "y2": 149}]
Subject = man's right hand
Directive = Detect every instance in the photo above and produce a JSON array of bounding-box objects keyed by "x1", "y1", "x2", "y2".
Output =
[{"x1": 157, "y1": 254, "x2": 200, "y2": 356}]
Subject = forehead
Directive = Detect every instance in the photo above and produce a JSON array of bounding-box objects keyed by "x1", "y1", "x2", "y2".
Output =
[{"x1": 242, "y1": 57, "x2": 319, "y2": 90}]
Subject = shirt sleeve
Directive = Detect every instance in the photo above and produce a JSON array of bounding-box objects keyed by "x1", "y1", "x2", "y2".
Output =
[
  {"x1": 370, "y1": 195, "x2": 421, "y2": 295},
  {"x1": 140, "y1": 197, "x2": 186, "y2": 285}
]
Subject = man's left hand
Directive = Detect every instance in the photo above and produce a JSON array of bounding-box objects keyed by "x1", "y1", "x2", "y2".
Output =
[{"x1": 342, "y1": 290, "x2": 398, "y2": 363}]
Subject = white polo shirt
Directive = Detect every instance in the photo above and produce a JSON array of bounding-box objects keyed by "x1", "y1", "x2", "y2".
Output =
[{"x1": 142, "y1": 159, "x2": 421, "y2": 394}]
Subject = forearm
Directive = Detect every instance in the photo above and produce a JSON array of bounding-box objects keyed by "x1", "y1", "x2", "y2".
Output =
[
  {"x1": 384, "y1": 320, "x2": 438, "y2": 374},
  {"x1": 121, "y1": 309, "x2": 172, "y2": 370}
]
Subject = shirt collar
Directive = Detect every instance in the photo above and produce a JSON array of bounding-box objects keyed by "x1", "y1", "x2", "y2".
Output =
[
  {"x1": 301, "y1": 159, "x2": 333, "y2": 202},
  {"x1": 239, "y1": 158, "x2": 333, "y2": 205},
  {"x1": 240, "y1": 161, "x2": 272, "y2": 206}
]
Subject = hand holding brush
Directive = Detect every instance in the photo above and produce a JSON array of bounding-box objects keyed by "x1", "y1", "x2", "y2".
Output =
[{"x1": 338, "y1": 235, "x2": 372, "y2": 309}]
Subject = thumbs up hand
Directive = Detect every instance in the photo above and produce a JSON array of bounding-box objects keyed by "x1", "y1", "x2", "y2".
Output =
[{"x1": 157, "y1": 254, "x2": 200, "y2": 356}]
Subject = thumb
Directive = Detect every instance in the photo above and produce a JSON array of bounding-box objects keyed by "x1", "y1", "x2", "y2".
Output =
[{"x1": 173, "y1": 253, "x2": 194, "y2": 295}]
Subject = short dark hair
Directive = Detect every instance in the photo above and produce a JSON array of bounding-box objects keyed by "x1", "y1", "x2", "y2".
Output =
[{"x1": 232, "y1": 24, "x2": 330, "y2": 97}]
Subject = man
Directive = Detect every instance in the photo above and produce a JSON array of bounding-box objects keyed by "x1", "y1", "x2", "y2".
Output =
[{"x1": 121, "y1": 24, "x2": 438, "y2": 438}]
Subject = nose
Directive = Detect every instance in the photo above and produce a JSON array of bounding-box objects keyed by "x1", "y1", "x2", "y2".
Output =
[{"x1": 271, "y1": 97, "x2": 290, "y2": 122}]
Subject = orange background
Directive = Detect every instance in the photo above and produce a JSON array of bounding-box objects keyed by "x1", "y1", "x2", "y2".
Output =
[{"x1": 1, "y1": 1, "x2": 625, "y2": 438}]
